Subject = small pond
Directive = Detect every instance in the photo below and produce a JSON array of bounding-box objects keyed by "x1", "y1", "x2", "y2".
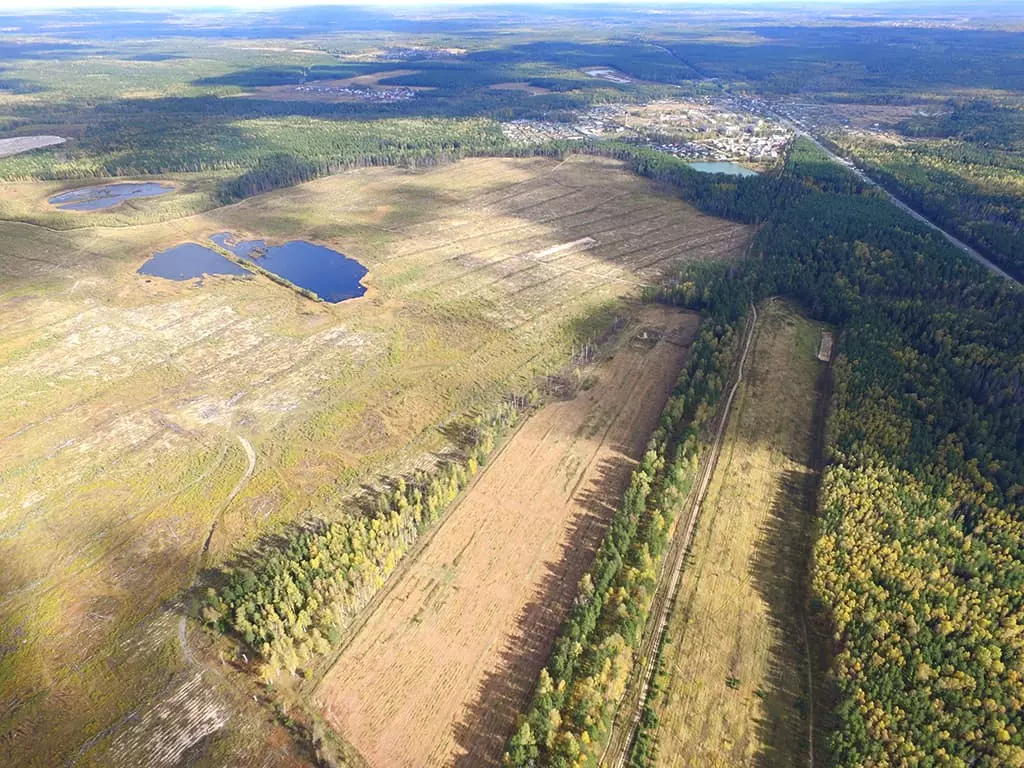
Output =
[
  {"x1": 138, "y1": 243, "x2": 249, "y2": 281},
  {"x1": 211, "y1": 232, "x2": 368, "y2": 303},
  {"x1": 49, "y1": 182, "x2": 174, "y2": 211},
  {"x1": 687, "y1": 161, "x2": 759, "y2": 177}
]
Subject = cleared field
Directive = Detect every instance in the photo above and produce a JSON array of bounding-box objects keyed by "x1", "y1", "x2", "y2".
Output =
[
  {"x1": 249, "y1": 70, "x2": 429, "y2": 101},
  {"x1": 0, "y1": 155, "x2": 749, "y2": 767},
  {"x1": 652, "y1": 301, "x2": 826, "y2": 767},
  {"x1": 317, "y1": 305, "x2": 700, "y2": 768},
  {"x1": 0, "y1": 135, "x2": 65, "y2": 158},
  {"x1": 488, "y1": 82, "x2": 553, "y2": 94}
]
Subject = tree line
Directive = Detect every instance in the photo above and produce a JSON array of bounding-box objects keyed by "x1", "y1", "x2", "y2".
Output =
[
  {"x1": 646, "y1": 139, "x2": 1024, "y2": 766},
  {"x1": 505, "y1": 318, "x2": 741, "y2": 766},
  {"x1": 203, "y1": 400, "x2": 524, "y2": 678}
]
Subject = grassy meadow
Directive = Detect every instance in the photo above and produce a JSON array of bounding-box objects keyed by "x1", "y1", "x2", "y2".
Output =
[
  {"x1": 0, "y1": 155, "x2": 749, "y2": 766},
  {"x1": 650, "y1": 301, "x2": 828, "y2": 768}
]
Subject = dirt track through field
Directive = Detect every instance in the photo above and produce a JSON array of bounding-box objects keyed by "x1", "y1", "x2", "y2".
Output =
[{"x1": 317, "y1": 306, "x2": 700, "y2": 768}]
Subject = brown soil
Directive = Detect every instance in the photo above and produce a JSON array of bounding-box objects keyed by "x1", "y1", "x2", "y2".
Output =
[{"x1": 316, "y1": 305, "x2": 700, "y2": 768}]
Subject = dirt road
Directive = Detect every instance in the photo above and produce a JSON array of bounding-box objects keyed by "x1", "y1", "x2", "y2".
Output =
[
  {"x1": 602, "y1": 303, "x2": 759, "y2": 768},
  {"x1": 316, "y1": 306, "x2": 700, "y2": 768}
]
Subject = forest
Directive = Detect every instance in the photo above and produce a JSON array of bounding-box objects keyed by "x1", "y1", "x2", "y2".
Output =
[
  {"x1": 500, "y1": 138, "x2": 1024, "y2": 766},
  {"x1": 831, "y1": 103, "x2": 1024, "y2": 280},
  {"x1": 666, "y1": 26, "x2": 1024, "y2": 95}
]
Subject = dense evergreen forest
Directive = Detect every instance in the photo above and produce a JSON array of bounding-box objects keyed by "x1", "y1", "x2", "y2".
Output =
[
  {"x1": 666, "y1": 26, "x2": 1024, "y2": 95},
  {"x1": 831, "y1": 102, "x2": 1024, "y2": 280},
  {"x1": 505, "y1": 140, "x2": 1024, "y2": 766}
]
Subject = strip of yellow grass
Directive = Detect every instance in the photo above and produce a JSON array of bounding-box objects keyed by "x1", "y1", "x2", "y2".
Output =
[{"x1": 653, "y1": 300, "x2": 824, "y2": 767}]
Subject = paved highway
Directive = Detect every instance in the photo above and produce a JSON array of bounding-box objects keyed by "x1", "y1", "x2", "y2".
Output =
[{"x1": 792, "y1": 129, "x2": 1019, "y2": 284}]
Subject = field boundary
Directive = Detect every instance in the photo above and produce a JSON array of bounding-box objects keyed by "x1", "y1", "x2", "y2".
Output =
[
  {"x1": 600, "y1": 302, "x2": 759, "y2": 768},
  {"x1": 302, "y1": 410, "x2": 532, "y2": 700}
]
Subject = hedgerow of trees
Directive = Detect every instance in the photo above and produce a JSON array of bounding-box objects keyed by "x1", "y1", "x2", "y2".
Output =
[
  {"x1": 505, "y1": 317, "x2": 741, "y2": 766},
  {"x1": 204, "y1": 401, "x2": 523, "y2": 678}
]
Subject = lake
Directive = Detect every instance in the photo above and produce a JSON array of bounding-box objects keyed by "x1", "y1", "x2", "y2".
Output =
[
  {"x1": 138, "y1": 243, "x2": 249, "y2": 281},
  {"x1": 211, "y1": 232, "x2": 368, "y2": 303},
  {"x1": 687, "y1": 162, "x2": 759, "y2": 177},
  {"x1": 49, "y1": 182, "x2": 174, "y2": 211}
]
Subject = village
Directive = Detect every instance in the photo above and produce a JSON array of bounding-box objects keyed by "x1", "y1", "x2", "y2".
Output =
[
  {"x1": 291, "y1": 83, "x2": 417, "y2": 102},
  {"x1": 501, "y1": 98, "x2": 791, "y2": 164}
]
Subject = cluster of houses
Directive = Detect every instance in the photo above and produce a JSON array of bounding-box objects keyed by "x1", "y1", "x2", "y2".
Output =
[
  {"x1": 293, "y1": 85, "x2": 417, "y2": 102},
  {"x1": 501, "y1": 100, "x2": 789, "y2": 163},
  {"x1": 500, "y1": 120, "x2": 587, "y2": 143}
]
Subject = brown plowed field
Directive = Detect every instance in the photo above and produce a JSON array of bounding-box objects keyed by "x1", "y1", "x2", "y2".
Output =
[{"x1": 317, "y1": 305, "x2": 700, "y2": 768}]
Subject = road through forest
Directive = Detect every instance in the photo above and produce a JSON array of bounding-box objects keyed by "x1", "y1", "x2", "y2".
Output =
[{"x1": 794, "y1": 131, "x2": 1019, "y2": 284}]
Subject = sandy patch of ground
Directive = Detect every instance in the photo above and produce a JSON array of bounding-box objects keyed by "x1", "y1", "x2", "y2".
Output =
[
  {"x1": 828, "y1": 103, "x2": 944, "y2": 129},
  {"x1": 488, "y1": 82, "x2": 552, "y2": 94},
  {"x1": 327, "y1": 69, "x2": 419, "y2": 86},
  {"x1": 0, "y1": 135, "x2": 65, "y2": 157}
]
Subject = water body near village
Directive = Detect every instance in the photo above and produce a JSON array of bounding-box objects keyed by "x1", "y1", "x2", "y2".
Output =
[{"x1": 687, "y1": 161, "x2": 759, "y2": 177}]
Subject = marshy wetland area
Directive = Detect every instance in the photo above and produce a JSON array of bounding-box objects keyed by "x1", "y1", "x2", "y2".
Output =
[{"x1": 0, "y1": 155, "x2": 749, "y2": 767}]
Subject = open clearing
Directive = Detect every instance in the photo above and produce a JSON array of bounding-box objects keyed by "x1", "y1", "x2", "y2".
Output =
[
  {"x1": 488, "y1": 82, "x2": 553, "y2": 94},
  {"x1": 0, "y1": 135, "x2": 65, "y2": 157},
  {"x1": 318, "y1": 305, "x2": 700, "y2": 768},
  {"x1": 0, "y1": 155, "x2": 748, "y2": 767},
  {"x1": 651, "y1": 301, "x2": 826, "y2": 767},
  {"x1": 250, "y1": 70, "x2": 429, "y2": 101}
]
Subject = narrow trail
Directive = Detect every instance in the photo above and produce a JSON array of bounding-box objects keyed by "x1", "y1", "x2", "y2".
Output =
[
  {"x1": 203, "y1": 434, "x2": 256, "y2": 555},
  {"x1": 601, "y1": 303, "x2": 759, "y2": 768},
  {"x1": 800, "y1": 350, "x2": 833, "y2": 768},
  {"x1": 803, "y1": 612, "x2": 815, "y2": 768},
  {"x1": 179, "y1": 432, "x2": 256, "y2": 665}
]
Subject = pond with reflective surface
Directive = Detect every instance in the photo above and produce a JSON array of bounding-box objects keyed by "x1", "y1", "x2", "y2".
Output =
[
  {"x1": 687, "y1": 162, "x2": 759, "y2": 177},
  {"x1": 138, "y1": 243, "x2": 249, "y2": 281},
  {"x1": 49, "y1": 182, "x2": 174, "y2": 211},
  {"x1": 211, "y1": 232, "x2": 368, "y2": 303}
]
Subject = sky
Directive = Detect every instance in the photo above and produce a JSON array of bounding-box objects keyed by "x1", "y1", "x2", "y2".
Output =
[{"x1": 1, "y1": 0, "x2": 955, "y2": 9}]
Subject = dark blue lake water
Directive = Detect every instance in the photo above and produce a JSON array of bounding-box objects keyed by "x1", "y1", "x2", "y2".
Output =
[
  {"x1": 138, "y1": 243, "x2": 249, "y2": 281},
  {"x1": 49, "y1": 182, "x2": 173, "y2": 211},
  {"x1": 211, "y1": 232, "x2": 367, "y2": 303}
]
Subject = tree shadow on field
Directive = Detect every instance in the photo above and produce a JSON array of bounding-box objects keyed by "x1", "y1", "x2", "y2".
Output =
[
  {"x1": 450, "y1": 454, "x2": 633, "y2": 767},
  {"x1": 749, "y1": 365, "x2": 836, "y2": 768}
]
